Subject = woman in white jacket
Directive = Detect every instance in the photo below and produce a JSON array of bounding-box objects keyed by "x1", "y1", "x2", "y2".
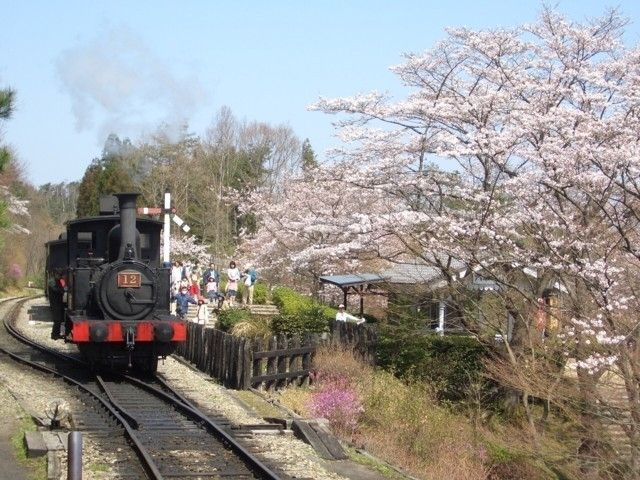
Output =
[
  {"x1": 335, "y1": 304, "x2": 365, "y2": 324},
  {"x1": 226, "y1": 261, "x2": 241, "y2": 307}
]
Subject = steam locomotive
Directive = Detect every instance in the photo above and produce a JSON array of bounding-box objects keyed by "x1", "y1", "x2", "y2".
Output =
[{"x1": 44, "y1": 193, "x2": 185, "y2": 373}]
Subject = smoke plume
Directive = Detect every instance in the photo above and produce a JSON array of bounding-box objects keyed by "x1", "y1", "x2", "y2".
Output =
[{"x1": 57, "y1": 26, "x2": 207, "y2": 141}]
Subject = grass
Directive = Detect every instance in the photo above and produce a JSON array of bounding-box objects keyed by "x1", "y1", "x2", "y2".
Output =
[
  {"x1": 276, "y1": 385, "x2": 313, "y2": 416},
  {"x1": 233, "y1": 390, "x2": 284, "y2": 419},
  {"x1": 0, "y1": 286, "x2": 42, "y2": 299},
  {"x1": 88, "y1": 462, "x2": 110, "y2": 472},
  {"x1": 9, "y1": 414, "x2": 47, "y2": 480},
  {"x1": 346, "y1": 446, "x2": 411, "y2": 480}
]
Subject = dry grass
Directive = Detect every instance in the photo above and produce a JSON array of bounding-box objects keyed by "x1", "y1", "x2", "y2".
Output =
[
  {"x1": 354, "y1": 368, "x2": 488, "y2": 479},
  {"x1": 275, "y1": 345, "x2": 626, "y2": 479},
  {"x1": 230, "y1": 317, "x2": 272, "y2": 338},
  {"x1": 276, "y1": 386, "x2": 312, "y2": 416},
  {"x1": 313, "y1": 344, "x2": 368, "y2": 382},
  {"x1": 278, "y1": 345, "x2": 489, "y2": 480}
]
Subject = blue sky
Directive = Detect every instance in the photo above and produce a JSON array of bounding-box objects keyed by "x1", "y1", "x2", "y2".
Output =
[{"x1": 1, "y1": 1, "x2": 639, "y2": 186}]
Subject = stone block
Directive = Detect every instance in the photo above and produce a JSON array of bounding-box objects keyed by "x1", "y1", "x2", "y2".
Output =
[{"x1": 24, "y1": 431, "x2": 47, "y2": 458}]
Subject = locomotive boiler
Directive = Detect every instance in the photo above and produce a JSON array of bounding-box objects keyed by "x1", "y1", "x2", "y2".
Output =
[{"x1": 45, "y1": 193, "x2": 185, "y2": 373}]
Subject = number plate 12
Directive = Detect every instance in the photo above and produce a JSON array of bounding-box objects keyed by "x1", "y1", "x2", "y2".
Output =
[{"x1": 117, "y1": 272, "x2": 141, "y2": 288}]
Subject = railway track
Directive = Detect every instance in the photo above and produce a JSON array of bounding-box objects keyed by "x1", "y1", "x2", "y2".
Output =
[{"x1": 1, "y1": 297, "x2": 287, "y2": 479}]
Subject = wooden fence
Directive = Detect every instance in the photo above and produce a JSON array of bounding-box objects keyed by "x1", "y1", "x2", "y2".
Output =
[{"x1": 175, "y1": 320, "x2": 377, "y2": 390}]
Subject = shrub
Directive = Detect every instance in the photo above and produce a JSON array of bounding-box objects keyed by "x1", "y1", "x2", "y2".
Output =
[
  {"x1": 271, "y1": 286, "x2": 312, "y2": 315},
  {"x1": 27, "y1": 275, "x2": 45, "y2": 289},
  {"x1": 362, "y1": 313, "x2": 378, "y2": 323},
  {"x1": 217, "y1": 308, "x2": 251, "y2": 332},
  {"x1": 272, "y1": 303, "x2": 330, "y2": 336},
  {"x1": 377, "y1": 330, "x2": 489, "y2": 402},
  {"x1": 308, "y1": 376, "x2": 363, "y2": 435},
  {"x1": 253, "y1": 282, "x2": 268, "y2": 304},
  {"x1": 7, "y1": 263, "x2": 22, "y2": 285},
  {"x1": 313, "y1": 345, "x2": 369, "y2": 384}
]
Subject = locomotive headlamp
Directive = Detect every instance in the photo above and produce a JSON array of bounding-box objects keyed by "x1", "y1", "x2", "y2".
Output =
[
  {"x1": 154, "y1": 322, "x2": 174, "y2": 342},
  {"x1": 89, "y1": 324, "x2": 108, "y2": 342}
]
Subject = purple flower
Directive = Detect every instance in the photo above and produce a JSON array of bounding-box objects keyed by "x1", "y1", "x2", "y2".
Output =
[
  {"x1": 308, "y1": 376, "x2": 363, "y2": 432},
  {"x1": 7, "y1": 263, "x2": 22, "y2": 281}
]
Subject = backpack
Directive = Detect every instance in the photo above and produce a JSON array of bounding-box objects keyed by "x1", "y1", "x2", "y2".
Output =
[{"x1": 249, "y1": 269, "x2": 257, "y2": 284}]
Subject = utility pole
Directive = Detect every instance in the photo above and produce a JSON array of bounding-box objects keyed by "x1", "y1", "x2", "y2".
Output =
[{"x1": 163, "y1": 191, "x2": 171, "y2": 264}]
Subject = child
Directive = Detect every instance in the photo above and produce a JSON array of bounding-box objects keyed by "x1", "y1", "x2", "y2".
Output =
[
  {"x1": 206, "y1": 276, "x2": 219, "y2": 303},
  {"x1": 174, "y1": 287, "x2": 198, "y2": 320},
  {"x1": 188, "y1": 274, "x2": 201, "y2": 301},
  {"x1": 196, "y1": 298, "x2": 208, "y2": 325}
]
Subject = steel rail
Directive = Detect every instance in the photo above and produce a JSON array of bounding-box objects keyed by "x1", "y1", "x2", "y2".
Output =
[{"x1": 123, "y1": 373, "x2": 284, "y2": 480}]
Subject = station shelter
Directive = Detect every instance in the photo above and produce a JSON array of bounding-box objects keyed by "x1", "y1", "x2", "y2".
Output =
[{"x1": 318, "y1": 274, "x2": 387, "y2": 317}]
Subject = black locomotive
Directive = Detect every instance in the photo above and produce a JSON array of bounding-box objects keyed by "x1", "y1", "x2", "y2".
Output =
[{"x1": 44, "y1": 193, "x2": 185, "y2": 373}]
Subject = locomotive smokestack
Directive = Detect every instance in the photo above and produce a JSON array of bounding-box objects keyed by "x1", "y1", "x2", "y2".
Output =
[{"x1": 115, "y1": 193, "x2": 139, "y2": 260}]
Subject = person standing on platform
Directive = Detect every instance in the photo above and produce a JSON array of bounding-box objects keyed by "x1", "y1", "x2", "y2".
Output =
[
  {"x1": 226, "y1": 260, "x2": 241, "y2": 308},
  {"x1": 242, "y1": 266, "x2": 257, "y2": 305},
  {"x1": 335, "y1": 304, "x2": 365, "y2": 324},
  {"x1": 202, "y1": 262, "x2": 218, "y2": 290}
]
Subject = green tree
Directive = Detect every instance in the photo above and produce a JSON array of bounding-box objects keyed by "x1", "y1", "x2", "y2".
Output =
[
  {"x1": 0, "y1": 88, "x2": 16, "y2": 231},
  {"x1": 38, "y1": 181, "x2": 79, "y2": 224},
  {"x1": 301, "y1": 138, "x2": 317, "y2": 172},
  {"x1": 0, "y1": 88, "x2": 15, "y2": 174},
  {"x1": 76, "y1": 161, "x2": 102, "y2": 217},
  {"x1": 76, "y1": 134, "x2": 137, "y2": 216}
]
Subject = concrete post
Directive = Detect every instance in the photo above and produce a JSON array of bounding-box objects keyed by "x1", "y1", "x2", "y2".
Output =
[
  {"x1": 67, "y1": 431, "x2": 82, "y2": 480},
  {"x1": 438, "y1": 300, "x2": 445, "y2": 336}
]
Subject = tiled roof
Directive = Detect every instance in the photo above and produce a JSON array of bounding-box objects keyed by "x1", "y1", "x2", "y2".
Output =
[
  {"x1": 382, "y1": 258, "x2": 467, "y2": 285},
  {"x1": 319, "y1": 274, "x2": 387, "y2": 288}
]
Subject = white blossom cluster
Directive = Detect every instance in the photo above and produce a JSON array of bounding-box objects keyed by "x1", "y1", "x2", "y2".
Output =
[
  {"x1": 168, "y1": 235, "x2": 212, "y2": 265},
  {"x1": 0, "y1": 185, "x2": 30, "y2": 234},
  {"x1": 576, "y1": 354, "x2": 618, "y2": 375}
]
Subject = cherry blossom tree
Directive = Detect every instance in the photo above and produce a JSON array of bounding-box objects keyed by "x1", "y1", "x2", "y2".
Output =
[
  {"x1": 239, "y1": 8, "x2": 640, "y2": 471},
  {"x1": 167, "y1": 234, "x2": 211, "y2": 265}
]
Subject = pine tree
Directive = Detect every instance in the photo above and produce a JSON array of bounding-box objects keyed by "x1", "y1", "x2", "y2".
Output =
[
  {"x1": 76, "y1": 134, "x2": 136, "y2": 216},
  {"x1": 0, "y1": 88, "x2": 15, "y2": 173},
  {"x1": 301, "y1": 138, "x2": 317, "y2": 172}
]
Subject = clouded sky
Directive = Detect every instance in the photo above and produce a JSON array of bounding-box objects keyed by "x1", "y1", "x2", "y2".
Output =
[{"x1": 1, "y1": 1, "x2": 639, "y2": 186}]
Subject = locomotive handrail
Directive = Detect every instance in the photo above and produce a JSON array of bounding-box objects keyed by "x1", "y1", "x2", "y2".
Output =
[
  {"x1": 127, "y1": 299, "x2": 156, "y2": 305},
  {"x1": 76, "y1": 257, "x2": 106, "y2": 267},
  {"x1": 124, "y1": 291, "x2": 155, "y2": 305}
]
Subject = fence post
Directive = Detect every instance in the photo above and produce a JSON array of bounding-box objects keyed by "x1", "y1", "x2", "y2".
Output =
[
  {"x1": 276, "y1": 335, "x2": 288, "y2": 389},
  {"x1": 289, "y1": 335, "x2": 301, "y2": 384},
  {"x1": 209, "y1": 329, "x2": 215, "y2": 377},
  {"x1": 301, "y1": 333, "x2": 312, "y2": 386},
  {"x1": 240, "y1": 338, "x2": 252, "y2": 390},
  {"x1": 252, "y1": 337, "x2": 264, "y2": 389},
  {"x1": 266, "y1": 336, "x2": 277, "y2": 391}
]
